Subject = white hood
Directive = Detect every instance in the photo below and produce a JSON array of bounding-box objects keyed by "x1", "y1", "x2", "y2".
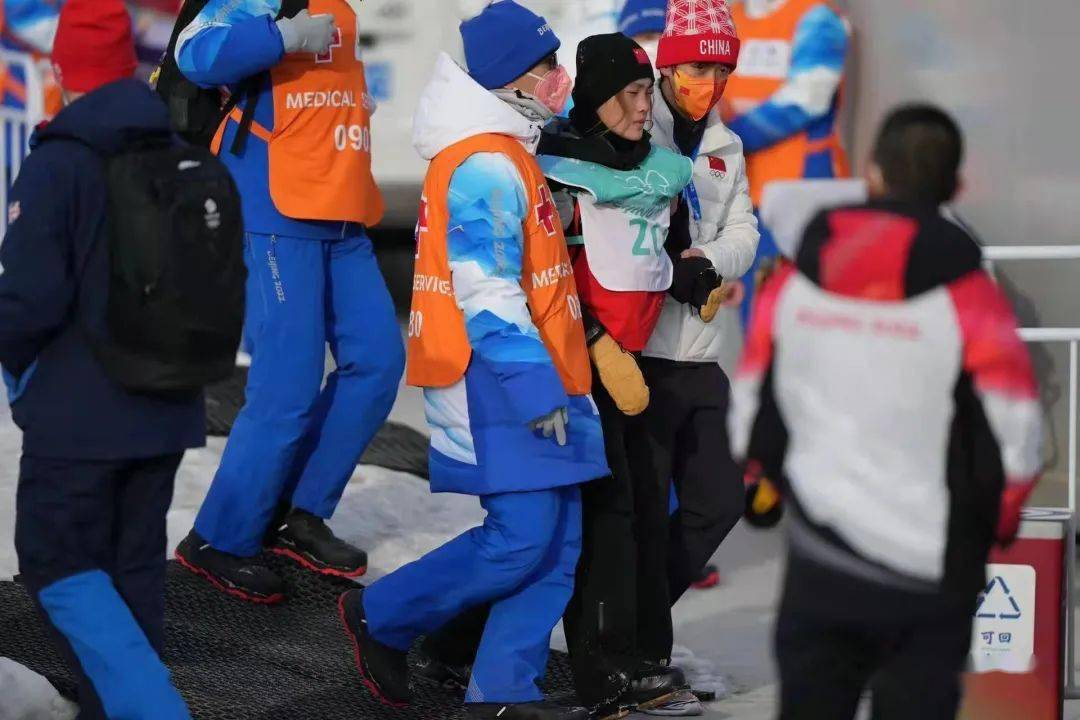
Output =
[{"x1": 412, "y1": 53, "x2": 544, "y2": 161}]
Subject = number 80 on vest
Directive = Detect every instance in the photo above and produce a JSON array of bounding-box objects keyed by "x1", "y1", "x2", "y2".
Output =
[{"x1": 408, "y1": 310, "x2": 423, "y2": 339}]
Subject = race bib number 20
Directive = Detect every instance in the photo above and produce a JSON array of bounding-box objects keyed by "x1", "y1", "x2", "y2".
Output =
[{"x1": 630, "y1": 218, "x2": 665, "y2": 257}]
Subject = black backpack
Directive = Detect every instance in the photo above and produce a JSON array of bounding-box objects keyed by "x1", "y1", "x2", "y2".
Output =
[
  {"x1": 92, "y1": 140, "x2": 246, "y2": 396},
  {"x1": 155, "y1": 0, "x2": 308, "y2": 150}
]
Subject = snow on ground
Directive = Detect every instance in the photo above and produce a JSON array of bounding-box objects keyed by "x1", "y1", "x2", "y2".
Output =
[
  {"x1": 0, "y1": 379, "x2": 764, "y2": 718},
  {"x1": 0, "y1": 398, "x2": 20, "y2": 580},
  {"x1": 7, "y1": 380, "x2": 1080, "y2": 719},
  {"x1": 0, "y1": 659, "x2": 76, "y2": 720}
]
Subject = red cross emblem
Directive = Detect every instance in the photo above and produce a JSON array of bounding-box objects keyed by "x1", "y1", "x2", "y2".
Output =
[
  {"x1": 414, "y1": 196, "x2": 429, "y2": 259},
  {"x1": 316, "y1": 28, "x2": 343, "y2": 64},
  {"x1": 535, "y1": 185, "x2": 559, "y2": 236}
]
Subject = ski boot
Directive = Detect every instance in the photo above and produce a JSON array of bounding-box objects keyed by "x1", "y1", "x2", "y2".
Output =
[
  {"x1": 624, "y1": 662, "x2": 686, "y2": 712},
  {"x1": 586, "y1": 667, "x2": 634, "y2": 720},
  {"x1": 175, "y1": 530, "x2": 285, "y2": 604},
  {"x1": 465, "y1": 701, "x2": 590, "y2": 719},
  {"x1": 269, "y1": 508, "x2": 368, "y2": 578},
  {"x1": 414, "y1": 646, "x2": 471, "y2": 692},
  {"x1": 338, "y1": 588, "x2": 411, "y2": 707}
]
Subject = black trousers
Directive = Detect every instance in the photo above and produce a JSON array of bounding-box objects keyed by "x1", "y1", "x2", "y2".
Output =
[
  {"x1": 562, "y1": 368, "x2": 671, "y2": 703},
  {"x1": 15, "y1": 453, "x2": 183, "y2": 720},
  {"x1": 776, "y1": 555, "x2": 975, "y2": 720},
  {"x1": 639, "y1": 359, "x2": 745, "y2": 606}
]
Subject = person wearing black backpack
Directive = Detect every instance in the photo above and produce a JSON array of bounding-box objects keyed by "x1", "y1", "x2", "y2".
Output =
[
  {"x1": 0, "y1": 3, "x2": 211, "y2": 718},
  {"x1": 168, "y1": 0, "x2": 405, "y2": 603}
]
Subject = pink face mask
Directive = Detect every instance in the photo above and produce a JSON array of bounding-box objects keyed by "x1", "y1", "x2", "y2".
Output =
[{"x1": 527, "y1": 65, "x2": 573, "y2": 116}]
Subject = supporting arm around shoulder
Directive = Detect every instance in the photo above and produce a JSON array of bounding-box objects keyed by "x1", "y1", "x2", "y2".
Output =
[{"x1": 447, "y1": 153, "x2": 569, "y2": 426}]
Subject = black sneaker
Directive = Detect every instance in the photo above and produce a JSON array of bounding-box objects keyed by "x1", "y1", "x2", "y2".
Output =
[
  {"x1": 269, "y1": 508, "x2": 368, "y2": 578},
  {"x1": 175, "y1": 531, "x2": 285, "y2": 604},
  {"x1": 414, "y1": 646, "x2": 471, "y2": 692},
  {"x1": 624, "y1": 662, "x2": 686, "y2": 711},
  {"x1": 338, "y1": 588, "x2": 410, "y2": 707},
  {"x1": 465, "y1": 701, "x2": 590, "y2": 719}
]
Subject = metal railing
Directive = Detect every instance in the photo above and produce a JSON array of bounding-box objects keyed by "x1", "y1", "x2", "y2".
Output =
[
  {"x1": 985, "y1": 247, "x2": 1080, "y2": 700},
  {"x1": 0, "y1": 49, "x2": 44, "y2": 238}
]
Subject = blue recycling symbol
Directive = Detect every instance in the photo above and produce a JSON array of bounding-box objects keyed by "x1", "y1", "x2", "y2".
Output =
[{"x1": 975, "y1": 576, "x2": 1022, "y2": 620}]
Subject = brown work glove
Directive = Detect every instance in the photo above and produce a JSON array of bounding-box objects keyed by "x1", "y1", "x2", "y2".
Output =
[
  {"x1": 698, "y1": 280, "x2": 742, "y2": 323},
  {"x1": 588, "y1": 333, "x2": 650, "y2": 416}
]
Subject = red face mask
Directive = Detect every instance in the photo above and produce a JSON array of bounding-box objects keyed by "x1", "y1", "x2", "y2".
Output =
[{"x1": 672, "y1": 69, "x2": 728, "y2": 121}]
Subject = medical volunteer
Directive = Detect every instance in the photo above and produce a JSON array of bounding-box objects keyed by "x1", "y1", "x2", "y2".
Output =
[
  {"x1": 337, "y1": 3, "x2": 607, "y2": 718},
  {"x1": 173, "y1": 0, "x2": 405, "y2": 602}
]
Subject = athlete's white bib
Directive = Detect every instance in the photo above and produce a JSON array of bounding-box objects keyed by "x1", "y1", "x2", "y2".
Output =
[{"x1": 577, "y1": 194, "x2": 674, "y2": 293}]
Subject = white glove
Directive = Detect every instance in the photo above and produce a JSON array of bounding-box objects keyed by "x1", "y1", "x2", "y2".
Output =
[
  {"x1": 530, "y1": 407, "x2": 569, "y2": 447},
  {"x1": 277, "y1": 11, "x2": 336, "y2": 55}
]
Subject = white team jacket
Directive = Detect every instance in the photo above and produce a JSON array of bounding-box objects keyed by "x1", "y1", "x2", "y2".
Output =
[{"x1": 643, "y1": 86, "x2": 760, "y2": 367}]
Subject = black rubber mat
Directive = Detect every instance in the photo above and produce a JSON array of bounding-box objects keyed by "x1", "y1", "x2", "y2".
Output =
[
  {"x1": 205, "y1": 367, "x2": 431, "y2": 479},
  {"x1": 0, "y1": 555, "x2": 578, "y2": 719}
]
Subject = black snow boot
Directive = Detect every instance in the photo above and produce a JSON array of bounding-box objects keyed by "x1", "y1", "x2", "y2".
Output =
[
  {"x1": 582, "y1": 666, "x2": 633, "y2": 720},
  {"x1": 465, "y1": 701, "x2": 590, "y2": 719},
  {"x1": 175, "y1": 530, "x2": 285, "y2": 604},
  {"x1": 414, "y1": 646, "x2": 471, "y2": 692},
  {"x1": 269, "y1": 508, "x2": 368, "y2": 578},
  {"x1": 338, "y1": 588, "x2": 411, "y2": 706},
  {"x1": 624, "y1": 662, "x2": 686, "y2": 711}
]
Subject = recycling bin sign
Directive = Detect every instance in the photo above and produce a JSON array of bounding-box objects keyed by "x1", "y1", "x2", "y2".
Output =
[{"x1": 960, "y1": 508, "x2": 1068, "y2": 720}]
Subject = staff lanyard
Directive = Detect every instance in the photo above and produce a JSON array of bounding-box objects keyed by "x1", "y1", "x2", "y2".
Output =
[{"x1": 682, "y1": 141, "x2": 703, "y2": 222}]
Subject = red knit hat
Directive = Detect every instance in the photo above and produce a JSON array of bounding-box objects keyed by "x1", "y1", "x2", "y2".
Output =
[
  {"x1": 52, "y1": 0, "x2": 137, "y2": 94},
  {"x1": 656, "y1": 0, "x2": 741, "y2": 69}
]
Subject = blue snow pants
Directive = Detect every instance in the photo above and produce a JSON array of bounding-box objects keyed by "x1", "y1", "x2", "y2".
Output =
[
  {"x1": 15, "y1": 454, "x2": 190, "y2": 720},
  {"x1": 195, "y1": 230, "x2": 405, "y2": 557},
  {"x1": 364, "y1": 486, "x2": 583, "y2": 704}
]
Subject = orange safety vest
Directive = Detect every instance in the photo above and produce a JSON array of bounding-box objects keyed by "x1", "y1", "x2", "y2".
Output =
[
  {"x1": 407, "y1": 133, "x2": 592, "y2": 396},
  {"x1": 728, "y1": 0, "x2": 850, "y2": 206},
  {"x1": 213, "y1": 0, "x2": 383, "y2": 226}
]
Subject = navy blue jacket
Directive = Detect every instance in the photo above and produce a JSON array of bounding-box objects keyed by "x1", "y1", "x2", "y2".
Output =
[{"x1": 0, "y1": 79, "x2": 206, "y2": 460}]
